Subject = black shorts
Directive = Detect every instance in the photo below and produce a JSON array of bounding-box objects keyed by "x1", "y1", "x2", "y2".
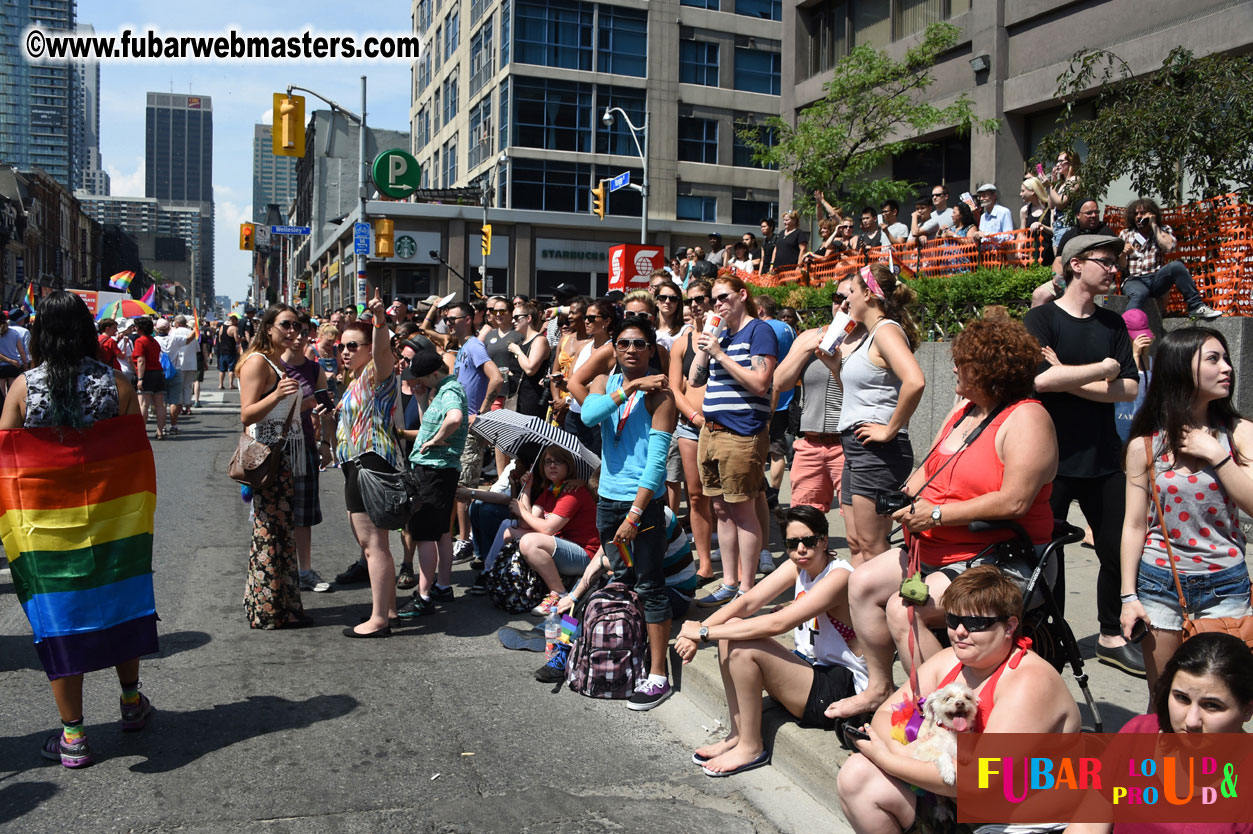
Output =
[
  {"x1": 406, "y1": 465, "x2": 459, "y2": 541},
  {"x1": 0, "y1": 365, "x2": 20, "y2": 380},
  {"x1": 799, "y1": 659, "x2": 857, "y2": 729},
  {"x1": 840, "y1": 428, "x2": 914, "y2": 505},
  {"x1": 341, "y1": 452, "x2": 394, "y2": 515},
  {"x1": 140, "y1": 369, "x2": 167, "y2": 394}
]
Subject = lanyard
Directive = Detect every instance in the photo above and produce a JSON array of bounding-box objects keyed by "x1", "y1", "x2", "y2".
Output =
[{"x1": 615, "y1": 390, "x2": 642, "y2": 436}]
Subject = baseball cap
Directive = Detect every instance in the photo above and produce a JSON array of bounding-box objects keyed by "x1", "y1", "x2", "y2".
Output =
[
  {"x1": 976, "y1": 183, "x2": 998, "y2": 193},
  {"x1": 1059, "y1": 234, "x2": 1125, "y2": 264},
  {"x1": 552, "y1": 283, "x2": 581, "y2": 301},
  {"x1": 1122, "y1": 308, "x2": 1152, "y2": 340}
]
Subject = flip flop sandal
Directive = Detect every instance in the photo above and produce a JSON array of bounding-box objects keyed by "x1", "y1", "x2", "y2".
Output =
[{"x1": 702, "y1": 750, "x2": 771, "y2": 778}]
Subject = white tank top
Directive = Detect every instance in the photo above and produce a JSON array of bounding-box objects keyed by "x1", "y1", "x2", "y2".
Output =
[
  {"x1": 794, "y1": 558, "x2": 868, "y2": 693},
  {"x1": 568, "y1": 340, "x2": 596, "y2": 414}
]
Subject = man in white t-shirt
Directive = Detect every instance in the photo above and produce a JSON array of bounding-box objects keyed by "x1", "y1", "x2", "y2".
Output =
[
  {"x1": 918, "y1": 184, "x2": 956, "y2": 238},
  {"x1": 170, "y1": 315, "x2": 199, "y2": 415},
  {"x1": 878, "y1": 200, "x2": 910, "y2": 244},
  {"x1": 154, "y1": 318, "x2": 192, "y2": 435}
]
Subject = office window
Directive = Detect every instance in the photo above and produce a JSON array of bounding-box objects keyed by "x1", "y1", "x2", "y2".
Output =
[
  {"x1": 677, "y1": 118, "x2": 718, "y2": 164},
  {"x1": 434, "y1": 89, "x2": 442, "y2": 130},
  {"x1": 806, "y1": 1, "x2": 847, "y2": 80},
  {"x1": 443, "y1": 74, "x2": 460, "y2": 126},
  {"x1": 432, "y1": 149, "x2": 441, "y2": 187},
  {"x1": 469, "y1": 22, "x2": 494, "y2": 96},
  {"x1": 417, "y1": 106, "x2": 431, "y2": 151},
  {"x1": 732, "y1": 198, "x2": 777, "y2": 225},
  {"x1": 515, "y1": 0, "x2": 593, "y2": 71},
  {"x1": 681, "y1": 0, "x2": 719, "y2": 7},
  {"x1": 734, "y1": 47, "x2": 780, "y2": 95},
  {"x1": 513, "y1": 77, "x2": 592, "y2": 152},
  {"x1": 499, "y1": 79, "x2": 510, "y2": 150},
  {"x1": 595, "y1": 86, "x2": 646, "y2": 156},
  {"x1": 419, "y1": 0, "x2": 433, "y2": 32},
  {"x1": 677, "y1": 195, "x2": 716, "y2": 222},
  {"x1": 444, "y1": 136, "x2": 458, "y2": 185},
  {"x1": 735, "y1": 0, "x2": 781, "y2": 19},
  {"x1": 732, "y1": 118, "x2": 777, "y2": 168},
  {"x1": 468, "y1": 96, "x2": 493, "y2": 169},
  {"x1": 434, "y1": 24, "x2": 443, "y2": 70},
  {"x1": 895, "y1": 0, "x2": 949, "y2": 37},
  {"x1": 679, "y1": 41, "x2": 719, "y2": 86},
  {"x1": 853, "y1": 0, "x2": 890, "y2": 48},
  {"x1": 501, "y1": 0, "x2": 511, "y2": 65},
  {"x1": 445, "y1": 5, "x2": 461, "y2": 59},
  {"x1": 418, "y1": 51, "x2": 432, "y2": 93},
  {"x1": 511, "y1": 158, "x2": 591, "y2": 213},
  {"x1": 593, "y1": 165, "x2": 642, "y2": 217},
  {"x1": 470, "y1": 0, "x2": 489, "y2": 24},
  {"x1": 597, "y1": 5, "x2": 647, "y2": 77}
]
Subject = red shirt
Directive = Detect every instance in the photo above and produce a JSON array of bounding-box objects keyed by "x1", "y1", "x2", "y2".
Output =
[
  {"x1": 534, "y1": 485, "x2": 600, "y2": 556},
  {"x1": 98, "y1": 334, "x2": 123, "y2": 370},
  {"x1": 131, "y1": 334, "x2": 160, "y2": 372}
]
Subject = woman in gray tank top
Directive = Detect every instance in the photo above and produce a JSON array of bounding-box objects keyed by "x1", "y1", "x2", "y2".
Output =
[{"x1": 833, "y1": 264, "x2": 924, "y2": 565}]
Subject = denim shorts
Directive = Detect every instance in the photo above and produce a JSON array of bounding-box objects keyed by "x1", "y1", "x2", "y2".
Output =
[
  {"x1": 1137, "y1": 559, "x2": 1252, "y2": 632},
  {"x1": 551, "y1": 535, "x2": 593, "y2": 575}
]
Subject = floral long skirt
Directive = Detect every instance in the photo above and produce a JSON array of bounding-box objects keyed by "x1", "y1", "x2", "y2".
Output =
[{"x1": 243, "y1": 454, "x2": 305, "y2": 629}]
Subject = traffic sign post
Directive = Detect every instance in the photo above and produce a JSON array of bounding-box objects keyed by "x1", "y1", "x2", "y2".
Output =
[
  {"x1": 271, "y1": 225, "x2": 312, "y2": 235},
  {"x1": 609, "y1": 171, "x2": 630, "y2": 193},
  {"x1": 354, "y1": 222, "x2": 371, "y2": 255}
]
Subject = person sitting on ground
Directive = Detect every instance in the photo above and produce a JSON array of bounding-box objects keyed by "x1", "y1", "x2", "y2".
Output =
[
  {"x1": 1119, "y1": 197, "x2": 1221, "y2": 320},
  {"x1": 674, "y1": 505, "x2": 868, "y2": 777},
  {"x1": 837, "y1": 566, "x2": 1081, "y2": 834},
  {"x1": 829, "y1": 313, "x2": 1057, "y2": 721}
]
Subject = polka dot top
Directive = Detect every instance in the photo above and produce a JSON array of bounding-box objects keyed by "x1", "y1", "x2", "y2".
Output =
[{"x1": 1142, "y1": 431, "x2": 1247, "y2": 573}]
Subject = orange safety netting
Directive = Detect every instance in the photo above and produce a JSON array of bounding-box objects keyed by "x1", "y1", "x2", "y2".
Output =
[{"x1": 733, "y1": 193, "x2": 1251, "y2": 316}]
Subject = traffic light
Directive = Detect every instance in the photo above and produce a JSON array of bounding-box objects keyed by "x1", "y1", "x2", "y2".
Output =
[
  {"x1": 272, "y1": 93, "x2": 306, "y2": 157},
  {"x1": 481, "y1": 224, "x2": 492, "y2": 257},
  {"x1": 374, "y1": 218, "x2": 395, "y2": 258},
  {"x1": 591, "y1": 181, "x2": 607, "y2": 220},
  {"x1": 473, "y1": 279, "x2": 484, "y2": 297},
  {"x1": 240, "y1": 222, "x2": 255, "y2": 251}
]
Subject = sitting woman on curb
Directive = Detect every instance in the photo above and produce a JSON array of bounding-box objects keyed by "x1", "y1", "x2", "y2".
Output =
[
  {"x1": 828, "y1": 313, "x2": 1057, "y2": 721},
  {"x1": 673, "y1": 505, "x2": 868, "y2": 778},
  {"x1": 1066, "y1": 633, "x2": 1253, "y2": 834},
  {"x1": 838, "y1": 566, "x2": 1081, "y2": 834}
]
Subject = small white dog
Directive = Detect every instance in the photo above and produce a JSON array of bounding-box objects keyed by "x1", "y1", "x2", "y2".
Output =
[{"x1": 908, "y1": 682, "x2": 979, "y2": 785}]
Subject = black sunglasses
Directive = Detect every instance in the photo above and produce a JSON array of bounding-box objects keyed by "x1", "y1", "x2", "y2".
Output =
[
  {"x1": 443, "y1": 314, "x2": 469, "y2": 324},
  {"x1": 784, "y1": 535, "x2": 823, "y2": 551},
  {"x1": 511, "y1": 314, "x2": 530, "y2": 321},
  {"x1": 685, "y1": 295, "x2": 709, "y2": 306},
  {"x1": 945, "y1": 613, "x2": 1006, "y2": 633},
  {"x1": 712, "y1": 291, "x2": 735, "y2": 305},
  {"x1": 657, "y1": 294, "x2": 680, "y2": 302},
  {"x1": 584, "y1": 314, "x2": 607, "y2": 322},
  {"x1": 341, "y1": 341, "x2": 365, "y2": 351},
  {"x1": 615, "y1": 338, "x2": 649, "y2": 351},
  {"x1": 275, "y1": 320, "x2": 299, "y2": 330}
]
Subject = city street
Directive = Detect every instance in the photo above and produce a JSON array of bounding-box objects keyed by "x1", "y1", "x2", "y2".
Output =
[{"x1": 0, "y1": 393, "x2": 838, "y2": 833}]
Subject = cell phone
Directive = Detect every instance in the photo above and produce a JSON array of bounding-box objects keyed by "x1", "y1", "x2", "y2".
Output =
[
  {"x1": 843, "y1": 724, "x2": 871, "y2": 746},
  {"x1": 314, "y1": 390, "x2": 335, "y2": 410},
  {"x1": 1129, "y1": 618, "x2": 1149, "y2": 644}
]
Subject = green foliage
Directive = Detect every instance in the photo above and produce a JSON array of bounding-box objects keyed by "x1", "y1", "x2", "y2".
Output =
[
  {"x1": 752, "y1": 266, "x2": 1051, "y2": 340},
  {"x1": 737, "y1": 22, "x2": 999, "y2": 215},
  {"x1": 1035, "y1": 47, "x2": 1253, "y2": 207}
]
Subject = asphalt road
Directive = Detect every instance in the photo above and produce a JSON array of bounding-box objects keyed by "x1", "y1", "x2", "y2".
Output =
[{"x1": 0, "y1": 391, "x2": 833, "y2": 834}]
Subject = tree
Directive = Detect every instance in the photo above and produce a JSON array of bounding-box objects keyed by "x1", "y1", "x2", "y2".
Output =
[
  {"x1": 738, "y1": 22, "x2": 998, "y2": 215},
  {"x1": 1035, "y1": 47, "x2": 1253, "y2": 207}
]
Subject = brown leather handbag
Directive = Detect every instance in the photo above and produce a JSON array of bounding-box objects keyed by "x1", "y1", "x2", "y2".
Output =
[
  {"x1": 228, "y1": 393, "x2": 298, "y2": 490},
  {"x1": 1143, "y1": 436, "x2": 1253, "y2": 650}
]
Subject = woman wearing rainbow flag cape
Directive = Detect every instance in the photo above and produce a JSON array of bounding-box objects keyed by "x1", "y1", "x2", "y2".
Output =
[{"x1": 0, "y1": 291, "x2": 157, "y2": 768}]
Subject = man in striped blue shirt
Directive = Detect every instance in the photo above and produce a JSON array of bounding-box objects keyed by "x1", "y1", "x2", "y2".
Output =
[{"x1": 689, "y1": 274, "x2": 779, "y2": 601}]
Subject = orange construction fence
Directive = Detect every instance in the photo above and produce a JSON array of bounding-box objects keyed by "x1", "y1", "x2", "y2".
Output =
[{"x1": 734, "y1": 193, "x2": 1252, "y2": 316}]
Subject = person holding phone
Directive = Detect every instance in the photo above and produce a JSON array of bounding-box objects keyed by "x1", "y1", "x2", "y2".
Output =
[{"x1": 1118, "y1": 198, "x2": 1221, "y2": 319}]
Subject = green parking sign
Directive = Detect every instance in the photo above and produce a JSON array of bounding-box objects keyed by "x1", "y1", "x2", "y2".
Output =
[{"x1": 372, "y1": 149, "x2": 422, "y2": 199}]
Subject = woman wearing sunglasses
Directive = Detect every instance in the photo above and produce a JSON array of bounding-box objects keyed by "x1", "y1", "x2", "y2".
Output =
[
  {"x1": 507, "y1": 302, "x2": 551, "y2": 419},
  {"x1": 652, "y1": 279, "x2": 686, "y2": 350},
  {"x1": 675, "y1": 505, "x2": 868, "y2": 777},
  {"x1": 838, "y1": 566, "x2": 1080, "y2": 833},
  {"x1": 563, "y1": 298, "x2": 614, "y2": 456},
  {"x1": 237, "y1": 303, "x2": 309, "y2": 629}
]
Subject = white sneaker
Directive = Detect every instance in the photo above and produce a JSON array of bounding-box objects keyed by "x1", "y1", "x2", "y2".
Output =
[
  {"x1": 299, "y1": 570, "x2": 333, "y2": 593},
  {"x1": 758, "y1": 550, "x2": 774, "y2": 574}
]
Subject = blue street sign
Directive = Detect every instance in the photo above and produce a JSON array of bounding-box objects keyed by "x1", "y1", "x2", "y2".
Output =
[
  {"x1": 271, "y1": 225, "x2": 312, "y2": 235},
  {"x1": 354, "y1": 222, "x2": 371, "y2": 255},
  {"x1": 609, "y1": 171, "x2": 630, "y2": 193}
]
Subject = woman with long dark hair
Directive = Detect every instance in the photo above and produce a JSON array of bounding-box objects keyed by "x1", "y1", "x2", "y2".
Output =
[
  {"x1": 1119, "y1": 327, "x2": 1252, "y2": 691},
  {"x1": 0, "y1": 291, "x2": 153, "y2": 768},
  {"x1": 238, "y1": 302, "x2": 309, "y2": 630}
]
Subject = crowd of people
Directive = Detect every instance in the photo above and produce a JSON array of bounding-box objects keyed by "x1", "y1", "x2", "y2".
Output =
[{"x1": 6, "y1": 189, "x2": 1251, "y2": 833}]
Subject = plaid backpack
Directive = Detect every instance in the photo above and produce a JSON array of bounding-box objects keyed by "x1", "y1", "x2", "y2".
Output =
[
  {"x1": 566, "y1": 582, "x2": 650, "y2": 699},
  {"x1": 485, "y1": 540, "x2": 546, "y2": 614}
]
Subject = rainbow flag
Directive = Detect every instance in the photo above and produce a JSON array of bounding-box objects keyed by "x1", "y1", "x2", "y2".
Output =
[
  {"x1": 0, "y1": 414, "x2": 158, "y2": 679},
  {"x1": 21, "y1": 282, "x2": 36, "y2": 315},
  {"x1": 560, "y1": 614, "x2": 578, "y2": 644},
  {"x1": 108, "y1": 270, "x2": 135, "y2": 291},
  {"x1": 139, "y1": 284, "x2": 156, "y2": 306}
]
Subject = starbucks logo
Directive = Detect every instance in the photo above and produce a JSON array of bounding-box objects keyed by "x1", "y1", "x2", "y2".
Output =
[{"x1": 395, "y1": 235, "x2": 417, "y2": 259}]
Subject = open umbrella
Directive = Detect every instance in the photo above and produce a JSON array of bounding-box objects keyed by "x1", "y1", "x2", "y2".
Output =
[
  {"x1": 95, "y1": 299, "x2": 157, "y2": 322},
  {"x1": 468, "y1": 410, "x2": 599, "y2": 481}
]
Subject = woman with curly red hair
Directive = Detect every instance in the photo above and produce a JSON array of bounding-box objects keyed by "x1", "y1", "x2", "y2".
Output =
[{"x1": 826, "y1": 312, "x2": 1060, "y2": 720}]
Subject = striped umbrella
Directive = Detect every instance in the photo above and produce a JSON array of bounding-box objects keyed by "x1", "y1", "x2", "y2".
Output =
[{"x1": 468, "y1": 409, "x2": 599, "y2": 481}]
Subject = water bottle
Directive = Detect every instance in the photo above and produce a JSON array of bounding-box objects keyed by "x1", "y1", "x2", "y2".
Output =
[{"x1": 544, "y1": 606, "x2": 562, "y2": 654}]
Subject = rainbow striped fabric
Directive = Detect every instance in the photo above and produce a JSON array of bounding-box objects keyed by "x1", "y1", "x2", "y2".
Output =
[
  {"x1": 0, "y1": 414, "x2": 158, "y2": 679},
  {"x1": 139, "y1": 284, "x2": 156, "y2": 305},
  {"x1": 107, "y1": 270, "x2": 135, "y2": 291}
]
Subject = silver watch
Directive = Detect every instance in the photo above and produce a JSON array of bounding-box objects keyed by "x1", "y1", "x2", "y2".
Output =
[
  {"x1": 931, "y1": 505, "x2": 943, "y2": 524},
  {"x1": 699, "y1": 626, "x2": 710, "y2": 643}
]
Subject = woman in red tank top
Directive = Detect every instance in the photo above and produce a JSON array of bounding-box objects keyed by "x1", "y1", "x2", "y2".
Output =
[{"x1": 827, "y1": 315, "x2": 1059, "y2": 724}]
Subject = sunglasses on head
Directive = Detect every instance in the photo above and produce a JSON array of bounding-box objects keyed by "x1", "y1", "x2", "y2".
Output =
[
  {"x1": 615, "y1": 337, "x2": 649, "y2": 351},
  {"x1": 341, "y1": 341, "x2": 364, "y2": 351},
  {"x1": 785, "y1": 535, "x2": 823, "y2": 551},
  {"x1": 945, "y1": 613, "x2": 1006, "y2": 633},
  {"x1": 685, "y1": 295, "x2": 709, "y2": 306}
]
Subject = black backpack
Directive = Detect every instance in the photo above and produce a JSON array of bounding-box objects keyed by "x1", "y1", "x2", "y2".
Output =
[{"x1": 485, "y1": 540, "x2": 546, "y2": 614}]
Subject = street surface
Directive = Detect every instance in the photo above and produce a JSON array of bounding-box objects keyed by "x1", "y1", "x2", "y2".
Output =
[{"x1": 0, "y1": 391, "x2": 834, "y2": 833}]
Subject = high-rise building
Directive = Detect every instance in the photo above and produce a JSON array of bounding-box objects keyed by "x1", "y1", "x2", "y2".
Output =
[
  {"x1": 411, "y1": 0, "x2": 784, "y2": 229},
  {"x1": 75, "y1": 24, "x2": 110, "y2": 195},
  {"x1": 252, "y1": 124, "x2": 298, "y2": 224},
  {"x1": 0, "y1": 0, "x2": 81, "y2": 191},
  {"x1": 145, "y1": 92, "x2": 214, "y2": 302}
]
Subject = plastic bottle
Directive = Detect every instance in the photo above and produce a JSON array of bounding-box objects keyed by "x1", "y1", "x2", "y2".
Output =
[{"x1": 544, "y1": 606, "x2": 562, "y2": 653}]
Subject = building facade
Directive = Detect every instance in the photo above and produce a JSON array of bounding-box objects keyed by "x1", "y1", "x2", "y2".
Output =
[
  {"x1": 780, "y1": 0, "x2": 1253, "y2": 210},
  {"x1": 77, "y1": 194, "x2": 204, "y2": 301},
  {"x1": 0, "y1": 0, "x2": 81, "y2": 192},
  {"x1": 252, "y1": 124, "x2": 298, "y2": 226},
  {"x1": 6, "y1": 167, "x2": 101, "y2": 294},
  {"x1": 74, "y1": 24, "x2": 110, "y2": 196},
  {"x1": 145, "y1": 92, "x2": 214, "y2": 303}
]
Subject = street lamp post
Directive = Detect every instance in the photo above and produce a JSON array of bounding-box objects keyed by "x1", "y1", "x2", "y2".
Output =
[{"x1": 601, "y1": 107, "x2": 648, "y2": 244}]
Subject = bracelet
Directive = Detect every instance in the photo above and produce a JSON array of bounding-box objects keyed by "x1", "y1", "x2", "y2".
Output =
[
  {"x1": 612, "y1": 388, "x2": 626, "y2": 405},
  {"x1": 627, "y1": 516, "x2": 640, "y2": 529},
  {"x1": 569, "y1": 592, "x2": 579, "y2": 604},
  {"x1": 1120, "y1": 593, "x2": 1139, "y2": 604},
  {"x1": 628, "y1": 505, "x2": 644, "y2": 518},
  {"x1": 690, "y1": 411, "x2": 700, "y2": 423},
  {"x1": 1214, "y1": 454, "x2": 1233, "y2": 471},
  {"x1": 373, "y1": 320, "x2": 386, "y2": 329}
]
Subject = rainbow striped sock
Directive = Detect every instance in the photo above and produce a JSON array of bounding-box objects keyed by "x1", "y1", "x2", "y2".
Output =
[
  {"x1": 120, "y1": 681, "x2": 141, "y2": 706},
  {"x1": 62, "y1": 719, "x2": 85, "y2": 744}
]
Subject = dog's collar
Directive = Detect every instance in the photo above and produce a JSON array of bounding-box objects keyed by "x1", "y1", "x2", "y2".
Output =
[{"x1": 933, "y1": 717, "x2": 966, "y2": 732}]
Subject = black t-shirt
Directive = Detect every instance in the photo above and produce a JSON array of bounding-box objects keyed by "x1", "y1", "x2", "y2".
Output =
[
  {"x1": 760, "y1": 233, "x2": 778, "y2": 269},
  {"x1": 772, "y1": 229, "x2": 808, "y2": 269},
  {"x1": 484, "y1": 329, "x2": 523, "y2": 397},
  {"x1": 1024, "y1": 302, "x2": 1137, "y2": 478},
  {"x1": 1055, "y1": 222, "x2": 1112, "y2": 264}
]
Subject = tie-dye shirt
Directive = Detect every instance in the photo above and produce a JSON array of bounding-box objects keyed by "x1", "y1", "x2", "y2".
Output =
[{"x1": 335, "y1": 360, "x2": 402, "y2": 468}]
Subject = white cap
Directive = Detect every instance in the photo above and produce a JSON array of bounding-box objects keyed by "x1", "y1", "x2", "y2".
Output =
[{"x1": 976, "y1": 183, "x2": 998, "y2": 193}]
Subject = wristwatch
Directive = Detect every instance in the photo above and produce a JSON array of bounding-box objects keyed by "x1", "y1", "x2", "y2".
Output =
[
  {"x1": 698, "y1": 626, "x2": 710, "y2": 644},
  {"x1": 931, "y1": 506, "x2": 943, "y2": 524}
]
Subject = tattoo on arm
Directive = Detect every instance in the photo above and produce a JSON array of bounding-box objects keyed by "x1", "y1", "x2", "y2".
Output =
[
  {"x1": 752, "y1": 355, "x2": 766, "y2": 371},
  {"x1": 690, "y1": 364, "x2": 709, "y2": 387}
]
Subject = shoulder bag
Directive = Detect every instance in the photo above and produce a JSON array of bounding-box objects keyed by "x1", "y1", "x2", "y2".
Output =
[
  {"x1": 227, "y1": 357, "x2": 299, "y2": 490},
  {"x1": 1143, "y1": 436, "x2": 1253, "y2": 650}
]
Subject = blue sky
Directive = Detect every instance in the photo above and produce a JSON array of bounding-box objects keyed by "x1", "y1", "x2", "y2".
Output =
[{"x1": 81, "y1": 1, "x2": 415, "y2": 304}]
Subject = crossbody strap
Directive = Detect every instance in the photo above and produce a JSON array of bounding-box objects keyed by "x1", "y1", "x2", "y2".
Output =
[
  {"x1": 1142, "y1": 435, "x2": 1191, "y2": 618},
  {"x1": 256, "y1": 354, "x2": 299, "y2": 441},
  {"x1": 904, "y1": 400, "x2": 1008, "y2": 501}
]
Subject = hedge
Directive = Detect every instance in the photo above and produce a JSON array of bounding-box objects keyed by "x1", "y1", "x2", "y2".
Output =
[{"x1": 750, "y1": 265, "x2": 1053, "y2": 340}]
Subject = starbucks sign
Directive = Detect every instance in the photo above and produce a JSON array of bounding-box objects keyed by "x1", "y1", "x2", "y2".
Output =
[{"x1": 395, "y1": 234, "x2": 417, "y2": 259}]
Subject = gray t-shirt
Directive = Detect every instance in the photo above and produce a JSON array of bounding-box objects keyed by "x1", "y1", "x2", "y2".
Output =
[{"x1": 799, "y1": 352, "x2": 844, "y2": 435}]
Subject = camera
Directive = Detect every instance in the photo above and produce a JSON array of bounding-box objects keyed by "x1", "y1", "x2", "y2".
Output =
[
  {"x1": 875, "y1": 489, "x2": 912, "y2": 516},
  {"x1": 900, "y1": 572, "x2": 930, "y2": 604}
]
